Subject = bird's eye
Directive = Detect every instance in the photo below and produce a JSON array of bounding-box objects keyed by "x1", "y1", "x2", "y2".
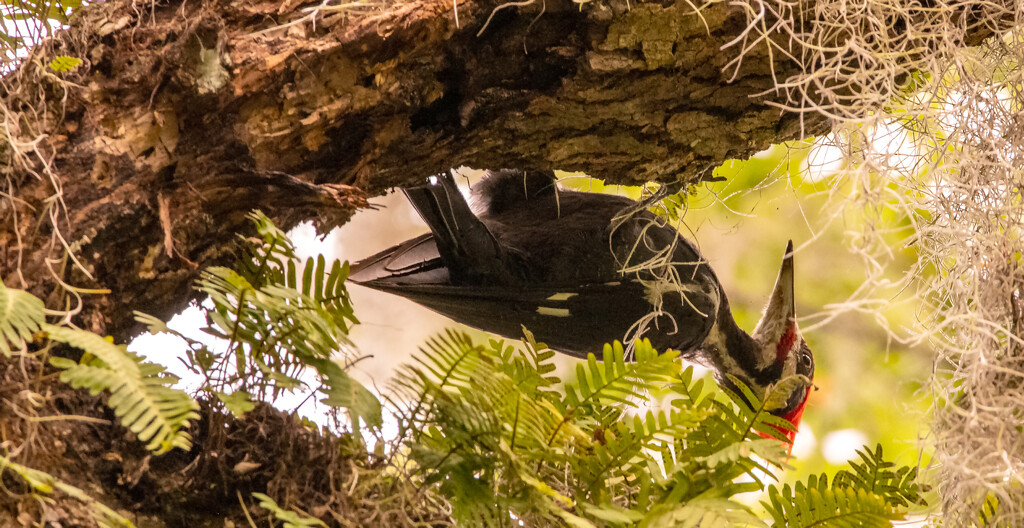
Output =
[{"x1": 799, "y1": 348, "x2": 813, "y2": 371}]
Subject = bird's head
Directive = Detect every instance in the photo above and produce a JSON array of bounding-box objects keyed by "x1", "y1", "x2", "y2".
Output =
[{"x1": 747, "y1": 241, "x2": 815, "y2": 445}]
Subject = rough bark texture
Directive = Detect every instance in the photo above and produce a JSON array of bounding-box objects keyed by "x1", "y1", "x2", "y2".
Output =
[{"x1": 3, "y1": 0, "x2": 832, "y2": 342}]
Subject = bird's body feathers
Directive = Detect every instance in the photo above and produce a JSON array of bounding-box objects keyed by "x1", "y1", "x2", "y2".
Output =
[{"x1": 351, "y1": 170, "x2": 722, "y2": 359}]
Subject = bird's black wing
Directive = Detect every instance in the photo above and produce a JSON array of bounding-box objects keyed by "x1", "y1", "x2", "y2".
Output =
[
  {"x1": 350, "y1": 230, "x2": 718, "y2": 358},
  {"x1": 348, "y1": 231, "x2": 653, "y2": 357},
  {"x1": 353, "y1": 277, "x2": 710, "y2": 358}
]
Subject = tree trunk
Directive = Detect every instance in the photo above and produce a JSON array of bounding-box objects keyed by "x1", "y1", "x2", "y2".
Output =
[{"x1": 3, "y1": 0, "x2": 833, "y2": 340}]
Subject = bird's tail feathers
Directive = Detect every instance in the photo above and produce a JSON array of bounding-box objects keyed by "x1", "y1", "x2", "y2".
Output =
[{"x1": 403, "y1": 173, "x2": 505, "y2": 282}]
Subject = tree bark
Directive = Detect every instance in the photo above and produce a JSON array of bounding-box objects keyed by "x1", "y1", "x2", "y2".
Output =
[{"x1": 3, "y1": 0, "x2": 836, "y2": 340}]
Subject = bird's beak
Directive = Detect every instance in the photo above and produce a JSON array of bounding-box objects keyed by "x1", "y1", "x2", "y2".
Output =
[
  {"x1": 752, "y1": 241, "x2": 796, "y2": 352},
  {"x1": 771, "y1": 240, "x2": 796, "y2": 324}
]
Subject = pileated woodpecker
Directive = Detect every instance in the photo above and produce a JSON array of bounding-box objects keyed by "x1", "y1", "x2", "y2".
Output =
[{"x1": 351, "y1": 169, "x2": 814, "y2": 441}]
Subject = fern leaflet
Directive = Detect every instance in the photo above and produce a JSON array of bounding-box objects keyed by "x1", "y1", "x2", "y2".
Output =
[
  {"x1": 2, "y1": 455, "x2": 136, "y2": 527},
  {"x1": 46, "y1": 325, "x2": 199, "y2": 453},
  {"x1": 0, "y1": 278, "x2": 45, "y2": 357}
]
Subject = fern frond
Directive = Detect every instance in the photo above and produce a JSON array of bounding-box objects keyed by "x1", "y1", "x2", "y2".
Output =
[
  {"x1": 641, "y1": 498, "x2": 765, "y2": 528},
  {"x1": 671, "y1": 366, "x2": 712, "y2": 408},
  {"x1": 541, "y1": 340, "x2": 679, "y2": 453},
  {"x1": 507, "y1": 329, "x2": 561, "y2": 396},
  {"x1": 505, "y1": 383, "x2": 559, "y2": 453},
  {"x1": 578, "y1": 501, "x2": 643, "y2": 525},
  {"x1": 214, "y1": 390, "x2": 256, "y2": 418},
  {"x1": 393, "y1": 332, "x2": 923, "y2": 527},
  {"x1": 46, "y1": 325, "x2": 199, "y2": 454},
  {"x1": 311, "y1": 357, "x2": 382, "y2": 428},
  {"x1": 0, "y1": 278, "x2": 46, "y2": 357},
  {"x1": 699, "y1": 438, "x2": 791, "y2": 474},
  {"x1": 563, "y1": 340, "x2": 680, "y2": 409},
  {"x1": 761, "y1": 374, "x2": 811, "y2": 413},
  {"x1": 1, "y1": 455, "x2": 136, "y2": 527},
  {"x1": 236, "y1": 210, "x2": 298, "y2": 287},
  {"x1": 286, "y1": 255, "x2": 356, "y2": 329},
  {"x1": 252, "y1": 492, "x2": 326, "y2": 528},
  {"x1": 833, "y1": 444, "x2": 923, "y2": 507},
  {"x1": 579, "y1": 407, "x2": 707, "y2": 490},
  {"x1": 763, "y1": 480, "x2": 897, "y2": 528},
  {"x1": 388, "y1": 329, "x2": 491, "y2": 427},
  {"x1": 186, "y1": 211, "x2": 368, "y2": 428},
  {"x1": 196, "y1": 259, "x2": 370, "y2": 425},
  {"x1": 418, "y1": 330, "x2": 490, "y2": 391},
  {"x1": 670, "y1": 372, "x2": 791, "y2": 471},
  {"x1": 718, "y1": 374, "x2": 794, "y2": 444},
  {"x1": 200, "y1": 267, "x2": 354, "y2": 358}
]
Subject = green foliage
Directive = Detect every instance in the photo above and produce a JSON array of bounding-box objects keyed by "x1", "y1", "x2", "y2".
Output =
[
  {"x1": 214, "y1": 389, "x2": 256, "y2": 417},
  {"x1": 761, "y1": 445, "x2": 924, "y2": 527},
  {"x1": 832, "y1": 444, "x2": 923, "y2": 507},
  {"x1": 0, "y1": 0, "x2": 81, "y2": 65},
  {"x1": 176, "y1": 211, "x2": 379, "y2": 428},
  {"x1": 393, "y1": 330, "x2": 925, "y2": 527},
  {"x1": 0, "y1": 214, "x2": 380, "y2": 525},
  {"x1": 252, "y1": 492, "x2": 327, "y2": 528},
  {"x1": 48, "y1": 55, "x2": 81, "y2": 71},
  {"x1": 46, "y1": 325, "x2": 200, "y2": 454},
  {"x1": 640, "y1": 499, "x2": 765, "y2": 528},
  {"x1": 0, "y1": 282, "x2": 195, "y2": 522},
  {"x1": 0, "y1": 278, "x2": 46, "y2": 357},
  {"x1": 978, "y1": 492, "x2": 1000, "y2": 525},
  {"x1": 763, "y1": 480, "x2": 893, "y2": 528},
  {"x1": 1, "y1": 454, "x2": 135, "y2": 527},
  {"x1": 0, "y1": 211, "x2": 930, "y2": 526}
]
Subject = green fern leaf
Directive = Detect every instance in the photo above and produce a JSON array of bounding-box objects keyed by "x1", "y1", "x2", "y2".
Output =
[
  {"x1": 832, "y1": 444, "x2": 923, "y2": 507},
  {"x1": 287, "y1": 255, "x2": 357, "y2": 330},
  {"x1": 196, "y1": 232, "x2": 369, "y2": 428},
  {"x1": 716, "y1": 374, "x2": 798, "y2": 446},
  {"x1": 240, "y1": 210, "x2": 297, "y2": 282},
  {"x1": 579, "y1": 406, "x2": 709, "y2": 490},
  {"x1": 510, "y1": 328, "x2": 560, "y2": 391},
  {"x1": 253, "y1": 492, "x2": 326, "y2": 527},
  {"x1": 394, "y1": 331, "x2": 924, "y2": 527},
  {"x1": 762, "y1": 374, "x2": 811, "y2": 413},
  {"x1": 0, "y1": 279, "x2": 46, "y2": 357},
  {"x1": 579, "y1": 502, "x2": 643, "y2": 524},
  {"x1": 2, "y1": 455, "x2": 136, "y2": 527},
  {"x1": 763, "y1": 479, "x2": 900, "y2": 527},
  {"x1": 313, "y1": 358, "x2": 382, "y2": 428},
  {"x1": 641, "y1": 498, "x2": 765, "y2": 528},
  {"x1": 214, "y1": 390, "x2": 256, "y2": 418},
  {"x1": 389, "y1": 329, "x2": 492, "y2": 427},
  {"x1": 551, "y1": 508, "x2": 598, "y2": 528},
  {"x1": 49, "y1": 55, "x2": 82, "y2": 72},
  {"x1": 563, "y1": 340, "x2": 680, "y2": 409},
  {"x1": 46, "y1": 325, "x2": 199, "y2": 454},
  {"x1": 700, "y1": 437, "x2": 791, "y2": 472}
]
